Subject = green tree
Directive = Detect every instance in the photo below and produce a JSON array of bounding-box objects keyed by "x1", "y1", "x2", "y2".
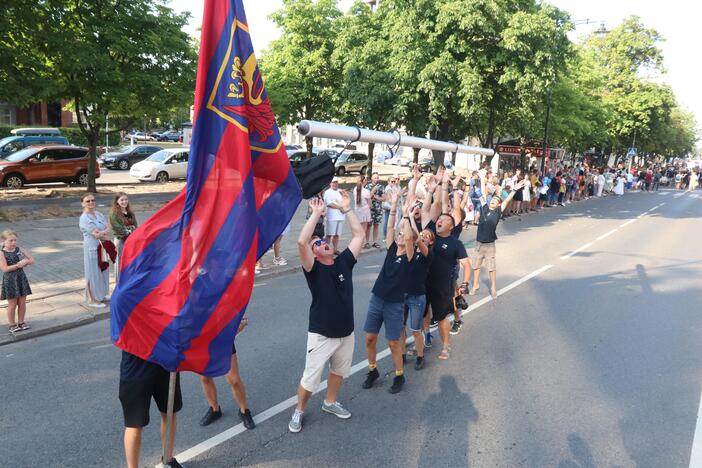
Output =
[
  {"x1": 2, "y1": 0, "x2": 196, "y2": 191},
  {"x1": 261, "y1": 0, "x2": 343, "y2": 156},
  {"x1": 333, "y1": 1, "x2": 398, "y2": 173}
]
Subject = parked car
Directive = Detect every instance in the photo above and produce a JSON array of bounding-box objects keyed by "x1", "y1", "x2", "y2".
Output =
[
  {"x1": 124, "y1": 131, "x2": 156, "y2": 142},
  {"x1": 10, "y1": 127, "x2": 62, "y2": 136},
  {"x1": 0, "y1": 145, "x2": 96, "y2": 188},
  {"x1": 0, "y1": 135, "x2": 70, "y2": 158},
  {"x1": 285, "y1": 144, "x2": 302, "y2": 152},
  {"x1": 288, "y1": 148, "x2": 320, "y2": 169},
  {"x1": 129, "y1": 147, "x2": 189, "y2": 182},
  {"x1": 334, "y1": 151, "x2": 369, "y2": 175},
  {"x1": 158, "y1": 131, "x2": 182, "y2": 142},
  {"x1": 99, "y1": 145, "x2": 162, "y2": 170}
]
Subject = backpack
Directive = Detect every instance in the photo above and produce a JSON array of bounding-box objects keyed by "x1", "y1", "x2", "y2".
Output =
[{"x1": 292, "y1": 153, "x2": 336, "y2": 199}]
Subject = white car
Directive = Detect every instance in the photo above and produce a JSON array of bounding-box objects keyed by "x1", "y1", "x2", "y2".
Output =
[{"x1": 129, "y1": 147, "x2": 189, "y2": 183}]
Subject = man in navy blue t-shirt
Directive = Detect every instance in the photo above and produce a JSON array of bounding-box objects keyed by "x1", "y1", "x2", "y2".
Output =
[{"x1": 288, "y1": 193, "x2": 365, "y2": 433}]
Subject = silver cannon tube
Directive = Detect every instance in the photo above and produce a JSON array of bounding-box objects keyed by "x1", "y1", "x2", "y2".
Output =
[{"x1": 296, "y1": 120, "x2": 494, "y2": 156}]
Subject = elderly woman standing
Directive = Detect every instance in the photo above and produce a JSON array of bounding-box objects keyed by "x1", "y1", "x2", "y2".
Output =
[
  {"x1": 109, "y1": 193, "x2": 138, "y2": 282},
  {"x1": 79, "y1": 193, "x2": 111, "y2": 308}
]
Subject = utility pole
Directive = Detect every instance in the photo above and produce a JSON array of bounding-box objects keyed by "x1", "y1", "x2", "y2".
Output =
[{"x1": 541, "y1": 87, "x2": 552, "y2": 174}]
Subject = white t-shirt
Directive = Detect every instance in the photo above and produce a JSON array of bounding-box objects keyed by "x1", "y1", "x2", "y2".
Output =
[{"x1": 323, "y1": 188, "x2": 344, "y2": 221}]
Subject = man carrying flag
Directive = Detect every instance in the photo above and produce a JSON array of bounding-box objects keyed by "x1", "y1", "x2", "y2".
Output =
[{"x1": 111, "y1": 0, "x2": 302, "y2": 465}]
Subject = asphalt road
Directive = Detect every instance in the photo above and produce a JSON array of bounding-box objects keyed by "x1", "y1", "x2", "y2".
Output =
[{"x1": 1, "y1": 189, "x2": 701, "y2": 468}]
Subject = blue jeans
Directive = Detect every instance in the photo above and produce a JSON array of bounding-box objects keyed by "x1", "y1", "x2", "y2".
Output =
[
  {"x1": 404, "y1": 294, "x2": 427, "y2": 332},
  {"x1": 548, "y1": 190, "x2": 557, "y2": 205},
  {"x1": 364, "y1": 293, "x2": 404, "y2": 340}
]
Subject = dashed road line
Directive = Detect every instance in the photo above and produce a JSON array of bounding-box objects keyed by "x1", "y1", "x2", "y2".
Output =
[
  {"x1": 596, "y1": 229, "x2": 618, "y2": 241},
  {"x1": 620, "y1": 219, "x2": 637, "y2": 228},
  {"x1": 560, "y1": 242, "x2": 593, "y2": 260},
  {"x1": 689, "y1": 391, "x2": 702, "y2": 468}
]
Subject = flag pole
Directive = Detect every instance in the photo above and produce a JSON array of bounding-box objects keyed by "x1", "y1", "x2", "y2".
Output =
[
  {"x1": 161, "y1": 372, "x2": 177, "y2": 467},
  {"x1": 297, "y1": 120, "x2": 495, "y2": 156}
]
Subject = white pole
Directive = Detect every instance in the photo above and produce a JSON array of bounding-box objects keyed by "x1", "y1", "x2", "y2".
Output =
[{"x1": 297, "y1": 120, "x2": 494, "y2": 156}]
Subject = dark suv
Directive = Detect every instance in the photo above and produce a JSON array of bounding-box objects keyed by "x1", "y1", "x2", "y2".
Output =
[
  {"x1": 99, "y1": 145, "x2": 161, "y2": 170},
  {"x1": 0, "y1": 146, "x2": 98, "y2": 188}
]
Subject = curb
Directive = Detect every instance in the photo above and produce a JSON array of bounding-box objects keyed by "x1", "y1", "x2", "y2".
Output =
[{"x1": 0, "y1": 309, "x2": 110, "y2": 346}]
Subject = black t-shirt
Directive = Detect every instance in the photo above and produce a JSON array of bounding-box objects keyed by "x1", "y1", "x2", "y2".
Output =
[
  {"x1": 476, "y1": 202, "x2": 501, "y2": 243},
  {"x1": 372, "y1": 242, "x2": 411, "y2": 303},
  {"x1": 120, "y1": 350, "x2": 167, "y2": 382},
  {"x1": 303, "y1": 248, "x2": 356, "y2": 338},
  {"x1": 425, "y1": 228, "x2": 468, "y2": 293},
  {"x1": 406, "y1": 249, "x2": 433, "y2": 295},
  {"x1": 450, "y1": 223, "x2": 463, "y2": 239}
]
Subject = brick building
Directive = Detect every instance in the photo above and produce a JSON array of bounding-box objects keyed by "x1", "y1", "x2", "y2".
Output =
[{"x1": 0, "y1": 100, "x2": 73, "y2": 127}]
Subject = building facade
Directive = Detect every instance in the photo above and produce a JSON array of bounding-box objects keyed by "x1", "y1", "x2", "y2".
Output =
[{"x1": 0, "y1": 100, "x2": 73, "y2": 127}]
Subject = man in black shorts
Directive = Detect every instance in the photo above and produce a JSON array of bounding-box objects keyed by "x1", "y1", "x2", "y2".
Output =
[
  {"x1": 424, "y1": 211, "x2": 471, "y2": 361},
  {"x1": 119, "y1": 351, "x2": 183, "y2": 468}
]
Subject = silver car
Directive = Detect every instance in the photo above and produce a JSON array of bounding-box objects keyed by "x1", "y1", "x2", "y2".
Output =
[{"x1": 334, "y1": 151, "x2": 369, "y2": 176}]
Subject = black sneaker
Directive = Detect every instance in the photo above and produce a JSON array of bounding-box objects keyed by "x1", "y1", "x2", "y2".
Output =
[
  {"x1": 388, "y1": 374, "x2": 405, "y2": 394},
  {"x1": 450, "y1": 320, "x2": 463, "y2": 335},
  {"x1": 429, "y1": 319, "x2": 439, "y2": 330},
  {"x1": 199, "y1": 406, "x2": 222, "y2": 426},
  {"x1": 164, "y1": 458, "x2": 183, "y2": 468},
  {"x1": 402, "y1": 353, "x2": 407, "y2": 364},
  {"x1": 239, "y1": 409, "x2": 255, "y2": 430},
  {"x1": 414, "y1": 356, "x2": 424, "y2": 370},
  {"x1": 362, "y1": 368, "x2": 380, "y2": 389}
]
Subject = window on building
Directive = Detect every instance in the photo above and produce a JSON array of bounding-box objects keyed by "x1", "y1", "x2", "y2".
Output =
[{"x1": 0, "y1": 104, "x2": 15, "y2": 125}]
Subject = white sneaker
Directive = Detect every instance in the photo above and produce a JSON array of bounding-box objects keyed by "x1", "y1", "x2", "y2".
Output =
[
  {"x1": 288, "y1": 410, "x2": 303, "y2": 433},
  {"x1": 273, "y1": 256, "x2": 288, "y2": 266},
  {"x1": 322, "y1": 401, "x2": 351, "y2": 419},
  {"x1": 87, "y1": 302, "x2": 106, "y2": 308}
]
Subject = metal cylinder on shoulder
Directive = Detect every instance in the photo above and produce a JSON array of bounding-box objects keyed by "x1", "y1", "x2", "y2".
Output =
[{"x1": 296, "y1": 120, "x2": 495, "y2": 157}]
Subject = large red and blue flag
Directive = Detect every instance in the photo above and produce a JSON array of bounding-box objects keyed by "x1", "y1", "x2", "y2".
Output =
[{"x1": 110, "y1": 0, "x2": 301, "y2": 377}]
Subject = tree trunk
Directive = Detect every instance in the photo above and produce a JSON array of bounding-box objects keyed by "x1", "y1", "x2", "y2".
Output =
[
  {"x1": 413, "y1": 147, "x2": 420, "y2": 164},
  {"x1": 485, "y1": 95, "x2": 498, "y2": 149},
  {"x1": 305, "y1": 136, "x2": 314, "y2": 159},
  {"x1": 366, "y1": 142, "x2": 375, "y2": 176},
  {"x1": 87, "y1": 131, "x2": 100, "y2": 193}
]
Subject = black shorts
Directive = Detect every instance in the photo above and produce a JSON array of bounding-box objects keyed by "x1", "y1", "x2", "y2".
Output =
[
  {"x1": 513, "y1": 190, "x2": 523, "y2": 202},
  {"x1": 119, "y1": 372, "x2": 182, "y2": 428},
  {"x1": 425, "y1": 287, "x2": 454, "y2": 322}
]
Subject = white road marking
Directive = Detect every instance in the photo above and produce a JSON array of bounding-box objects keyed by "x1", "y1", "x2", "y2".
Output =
[
  {"x1": 6, "y1": 354, "x2": 14, "y2": 358},
  {"x1": 560, "y1": 243, "x2": 594, "y2": 260},
  {"x1": 689, "y1": 390, "x2": 702, "y2": 468},
  {"x1": 658, "y1": 191, "x2": 669, "y2": 196},
  {"x1": 363, "y1": 265, "x2": 382, "y2": 269},
  {"x1": 620, "y1": 219, "x2": 637, "y2": 228},
  {"x1": 175, "y1": 263, "x2": 555, "y2": 464},
  {"x1": 90, "y1": 343, "x2": 113, "y2": 350},
  {"x1": 253, "y1": 283, "x2": 266, "y2": 288},
  {"x1": 596, "y1": 229, "x2": 618, "y2": 241},
  {"x1": 674, "y1": 192, "x2": 686, "y2": 198}
]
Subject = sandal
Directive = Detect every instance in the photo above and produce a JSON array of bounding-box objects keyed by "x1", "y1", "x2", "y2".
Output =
[
  {"x1": 372, "y1": 243, "x2": 381, "y2": 248},
  {"x1": 364, "y1": 243, "x2": 371, "y2": 249},
  {"x1": 18, "y1": 322, "x2": 30, "y2": 331},
  {"x1": 438, "y1": 348, "x2": 450, "y2": 360},
  {"x1": 469, "y1": 287, "x2": 479, "y2": 296}
]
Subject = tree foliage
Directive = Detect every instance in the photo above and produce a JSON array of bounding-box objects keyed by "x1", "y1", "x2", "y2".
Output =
[{"x1": 1, "y1": 0, "x2": 197, "y2": 191}]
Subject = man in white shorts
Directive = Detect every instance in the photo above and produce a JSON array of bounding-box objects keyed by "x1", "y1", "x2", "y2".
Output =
[
  {"x1": 289, "y1": 191, "x2": 365, "y2": 433},
  {"x1": 323, "y1": 178, "x2": 345, "y2": 255}
]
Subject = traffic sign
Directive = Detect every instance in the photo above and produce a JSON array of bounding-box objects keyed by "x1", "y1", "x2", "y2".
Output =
[{"x1": 627, "y1": 147, "x2": 637, "y2": 158}]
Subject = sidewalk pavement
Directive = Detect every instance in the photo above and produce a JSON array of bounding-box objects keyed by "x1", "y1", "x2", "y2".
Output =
[{"x1": 0, "y1": 201, "x2": 368, "y2": 345}]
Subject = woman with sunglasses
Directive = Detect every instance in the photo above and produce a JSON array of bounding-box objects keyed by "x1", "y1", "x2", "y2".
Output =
[
  {"x1": 79, "y1": 193, "x2": 111, "y2": 307},
  {"x1": 362, "y1": 191, "x2": 415, "y2": 394}
]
